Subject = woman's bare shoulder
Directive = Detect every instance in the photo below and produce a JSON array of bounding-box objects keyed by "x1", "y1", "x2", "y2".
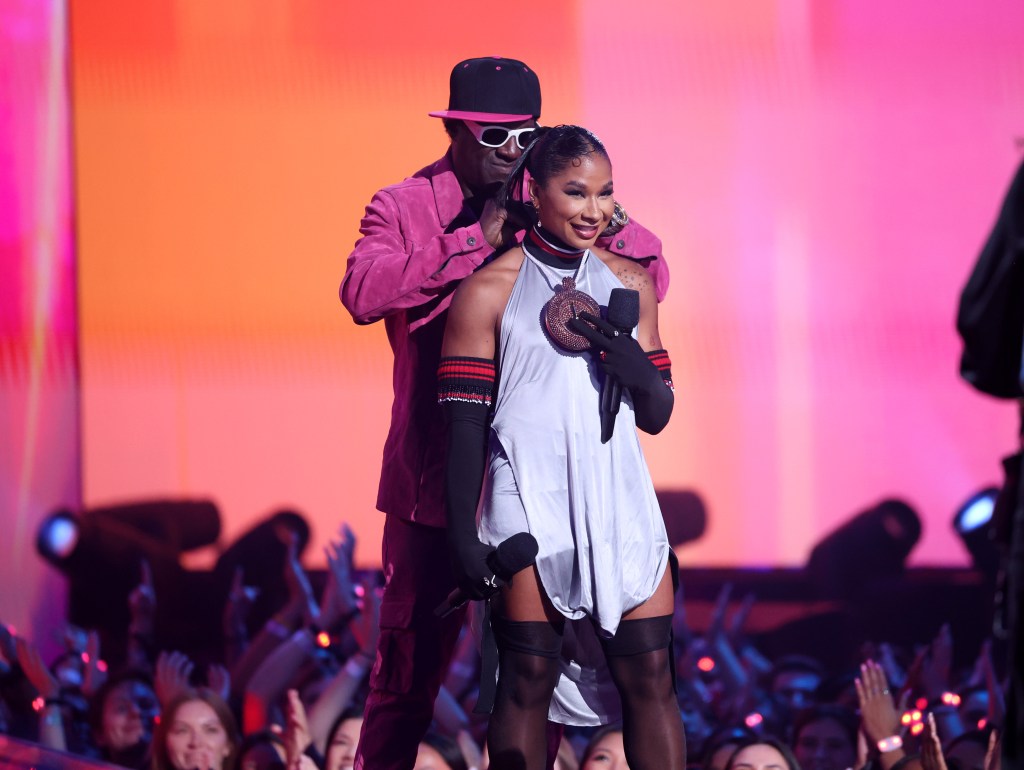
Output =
[
  {"x1": 452, "y1": 247, "x2": 523, "y2": 308},
  {"x1": 591, "y1": 247, "x2": 654, "y2": 295}
]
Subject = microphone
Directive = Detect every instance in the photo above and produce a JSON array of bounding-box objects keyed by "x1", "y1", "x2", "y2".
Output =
[
  {"x1": 600, "y1": 288, "x2": 640, "y2": 443},
  {"x1": 434, "y1": 532, "x2": 539, "y2": 618}
]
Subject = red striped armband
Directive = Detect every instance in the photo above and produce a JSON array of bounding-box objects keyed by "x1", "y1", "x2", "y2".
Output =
[
  {"x1": 437, "y1": 356, "x2": 497, "y2": 407},
  {"x1": 647, "y1": 349, "x2": 674, "y2": 391}
]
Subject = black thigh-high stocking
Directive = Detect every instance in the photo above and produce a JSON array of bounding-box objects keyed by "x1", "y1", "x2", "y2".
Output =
[
  {"x1": 604, "y1": 615, "x2": 686, "y2": 770},
  {"x1": 487, "y1": 618, "x2": 563, "y2": 770}
]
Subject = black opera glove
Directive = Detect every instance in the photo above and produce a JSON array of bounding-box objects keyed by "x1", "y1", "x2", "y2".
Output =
[
  {"x1": 569, "y1": 312, "x2": 662, "y2": 393},
  {"x1": 449, "y1": 536, "x2": 498, "y2": 602},
  {"x1": 568, "y1": 312, "x2": 674, "y2": 434},
  {"x1": 443, "y1": 400, "x2": 499, "y2": 600}
]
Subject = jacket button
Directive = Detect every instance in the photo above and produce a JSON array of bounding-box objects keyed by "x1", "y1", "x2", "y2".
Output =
[
  {"x1": 616, "y1": 239, "x2": 625, "y2": 249},
  {"x1": 467, "y1": 236, "x2": 477, "y2": 246}
]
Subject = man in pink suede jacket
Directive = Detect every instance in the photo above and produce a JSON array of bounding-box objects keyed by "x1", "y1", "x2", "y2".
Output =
[{"x1": 340, "y1": 56, "x2": 668, "y2": 769}]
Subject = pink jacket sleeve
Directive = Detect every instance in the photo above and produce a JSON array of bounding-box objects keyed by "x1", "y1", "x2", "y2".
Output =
[{"x1": 340, "y1": 188, "x2": 490, "y2": 325}]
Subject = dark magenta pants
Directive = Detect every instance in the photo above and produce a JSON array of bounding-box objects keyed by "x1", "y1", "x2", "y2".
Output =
[{"x1": 355, "y1": 514, "x2": 465, "y2": 770}]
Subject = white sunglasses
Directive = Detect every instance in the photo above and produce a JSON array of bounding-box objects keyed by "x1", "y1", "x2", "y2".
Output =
[{"x1": 463, "y1": 121, "x2": 537, "y2": 149}]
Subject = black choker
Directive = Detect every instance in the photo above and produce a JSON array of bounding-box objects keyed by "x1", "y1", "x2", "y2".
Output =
[{"x1": 523, "y1": 226, "x2": 584, "y2": 269}]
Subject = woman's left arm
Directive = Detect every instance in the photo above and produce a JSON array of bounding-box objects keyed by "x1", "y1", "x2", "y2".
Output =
[{"x1": 628, "y1": 267, "x2": 674, "y2": 433}]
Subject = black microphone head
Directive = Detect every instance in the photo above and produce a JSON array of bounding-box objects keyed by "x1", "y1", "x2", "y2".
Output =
[
  {"x1": 606, "y1": 288, "x2": 640, "y2": 329},
  {"x1": 488, "y1": 532, "x2": 539, "y2": 580}
]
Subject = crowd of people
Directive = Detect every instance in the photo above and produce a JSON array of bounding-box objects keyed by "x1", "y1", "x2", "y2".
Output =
[{"x1": 0, "y1": 526, "x2": 1007, "y2": 770}]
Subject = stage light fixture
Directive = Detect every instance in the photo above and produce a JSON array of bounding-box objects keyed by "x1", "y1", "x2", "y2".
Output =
[
  {"x1": 35, "y1": 500, "x2": 219, "y2": 574},
  {"x1": 35, "y1": 500, "x2": 222, "y2": 654},
  {"x1": 954, "y1": 488, "x2": 998, "y2": 533},
  {"x1": 806, "y1": 498, "x2": 922, "y2": 599},
  {"x1": 953, "y1": 487, "x2": 1000, "y2": 581},
  {"x1": 36, "y1": 508, "x2": 80, "y2": 565}
]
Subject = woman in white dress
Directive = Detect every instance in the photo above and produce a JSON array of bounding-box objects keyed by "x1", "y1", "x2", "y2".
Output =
[{"x1": 437, "y1": 125, "x2": 685, "y2": 770}]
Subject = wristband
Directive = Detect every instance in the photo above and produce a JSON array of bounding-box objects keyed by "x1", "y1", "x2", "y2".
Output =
[
  {"x1": 646, "y1": 349, "x2": 674, "y2": 391},
  {"x1": 877, "y1": 735, "x2": 903, "y2": 753}
]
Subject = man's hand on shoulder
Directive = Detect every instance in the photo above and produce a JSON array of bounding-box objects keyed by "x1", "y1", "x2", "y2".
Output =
[
  {"x1": 479, "y1": 198, "x2": 512, "y2": 249},
  {"x1": 479, "y1": 197, "x2": 531, "y2": 250}
]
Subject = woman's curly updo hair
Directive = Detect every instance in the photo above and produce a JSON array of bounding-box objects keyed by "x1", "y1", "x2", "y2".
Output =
[{"x1": 498, "y1": 124, "x2": 610, "y2": 228}]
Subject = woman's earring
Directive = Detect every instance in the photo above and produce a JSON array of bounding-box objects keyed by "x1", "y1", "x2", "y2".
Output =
[{"x1": 601, "y1": 200, "x2": 629, "y2": 237}]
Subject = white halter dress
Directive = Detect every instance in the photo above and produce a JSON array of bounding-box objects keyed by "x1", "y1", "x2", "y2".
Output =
[{"x1": 478, "y1": 248, "x2": 670, "y2": 726}]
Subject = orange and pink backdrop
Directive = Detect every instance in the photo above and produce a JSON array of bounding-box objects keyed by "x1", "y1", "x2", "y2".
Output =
[{"x1": 5, "y1": 0, "x2": 1024, "y2": 635}]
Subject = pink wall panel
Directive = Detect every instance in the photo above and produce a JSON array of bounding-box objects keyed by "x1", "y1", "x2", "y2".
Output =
[
  {"x1": 576, "y1": 0, "x2": 1023, "y2": 564},
  {"x1": 1, "y1": 0, "x2": 77, "y2": 646},
  {"x1": 70, "y1": 1, "x2": 1024, "y2": 571}
]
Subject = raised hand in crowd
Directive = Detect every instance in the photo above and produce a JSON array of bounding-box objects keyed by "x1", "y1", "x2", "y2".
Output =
[
  {"x1": 306, "y1": 578, "x2": 382, "y2": 754},
  {"x1": 985, "y1": 730, "x2": 1002, "y2": 770},
  {"x1": 349, "y1": 578, "x2": 380, "y2": 666},
  {"x1": 236, "y1": 528, "x2": 325, "y2": 729},
  {"x1": 82, "y1": 629, "x2": 106, "y2": 697},
  {"x1": 15, "y1": 636, "x2": 66, "y2": 751},
  {"x1": 230, "y1": 532, "x2": 318, "y2": 695},
  {"x1": 15, "y1": 636, "x2": 60, "y2": 702},
  {"x1": 907, "y1": 624, "x2": 966, "y2": 742},
  {"x1": 855, "y1": 659, "x2": 909, "y2": 770},
  {"x1": 723, "y1": 589, "x2": 772, "y2": 716},
  {"x1": 684, "y1": 583, "x2": 751, "y2": 720},
  {"x1": 127, "y1": 559, "x2": 157, "y2": 670},
  {"x1": 319, "y1": 523, "x2": 359, "y2": 633},
  {"x1": 155, "y1": 650, "x2": 195, "y2": 708},
  {"x1": 976, "y1": 639, "x2": 1006, "y2": 729},
  {"x1": 675, "y1": 583, "x2": 775, "y2": 733},
  {"x1": 283, "y1": 529, "x2": 321, "y2": 629},
  {"x1": 878, "y1": 642, "x2": 907, "y2": 693},
  {"x1": 223, "y1": 566, "x2": 259, "y2": 666},
  {"x1": 915, "y1": 624, "x2": 954, "y2": 700},
  {"x1": 669, "y1": 584, "x2": 716, "y2": 718},
  {"x1": 921, "y1": 712, "x2": 950, "y2": 770},
  {"x1": 284, "y1": 688, "x2": 316, "y2": 770},
  {"x1": 207, "y1": 663, "x2": 231, "y2": 704}
]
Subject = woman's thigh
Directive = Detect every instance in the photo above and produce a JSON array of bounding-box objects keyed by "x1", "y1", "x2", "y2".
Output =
[
  {"x1": 496, "y1": 565, "x2": 565, "y2": 629},
  {"x1": 622, "y1": 563, "x2": 675, "y2": 620}
]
